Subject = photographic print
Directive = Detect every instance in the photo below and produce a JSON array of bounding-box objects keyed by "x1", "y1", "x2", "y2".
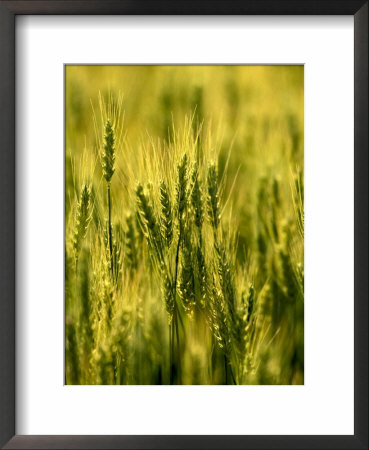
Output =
[{"x1": 65, "y1": 65, "x2": 304, "y2": 385}]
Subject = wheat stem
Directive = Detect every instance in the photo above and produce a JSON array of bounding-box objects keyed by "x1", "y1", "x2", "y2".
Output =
[{"x1": 107, "y1": 185, "x2": 114, "y2": 276}]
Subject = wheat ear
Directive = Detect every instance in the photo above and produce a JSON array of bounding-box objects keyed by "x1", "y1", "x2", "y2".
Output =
[{"x1": 73, "y1": 184, "x2": 92, "y2": 264}]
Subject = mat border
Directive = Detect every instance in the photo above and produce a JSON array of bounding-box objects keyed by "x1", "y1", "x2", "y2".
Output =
[{"x1": 0, "y1": 1, "x2": 367, "y2": 449}]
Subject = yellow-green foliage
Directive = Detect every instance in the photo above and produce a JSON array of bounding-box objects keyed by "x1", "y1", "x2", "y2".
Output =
[{"x1": 65, "y1": 65, "x2": 304, "y2": 385}]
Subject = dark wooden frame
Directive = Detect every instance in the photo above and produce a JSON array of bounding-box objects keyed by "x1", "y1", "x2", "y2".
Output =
[{"x1": 0, "y1": 1, "x2": 367, "y2": 449}]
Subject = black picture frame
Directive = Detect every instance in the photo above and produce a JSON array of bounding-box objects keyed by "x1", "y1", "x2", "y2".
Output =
[{"x1": 0, "y1": 1, "x2": 367, "y2": 449}]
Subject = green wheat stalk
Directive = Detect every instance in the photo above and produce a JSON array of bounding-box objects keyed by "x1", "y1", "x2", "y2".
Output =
[
  {"x1": 73, "y1": 184, "x2": 92, "y2": 265},
  {"x1": 207, "y1": 163, "x2": 220, "y2": 232},
  {"x1": 159, "y1": 181, "x2": 173, "y2": 248},
  {"x1": 102, "y1": 119, "x2": 116, "y2": 277}
]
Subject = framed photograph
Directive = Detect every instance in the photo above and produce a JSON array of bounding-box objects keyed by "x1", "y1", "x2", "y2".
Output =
[{"x1": 0, "y1": 1, "x2": 367, "y2": 449}]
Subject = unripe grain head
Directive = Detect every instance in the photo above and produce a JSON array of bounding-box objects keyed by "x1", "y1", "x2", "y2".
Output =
[
  {"x1": 159, "y1": 181, "x2": 173, "y2": 248},
  {"x1": 191, "y1": 162, "x2": 204, "y2": 229},
  {"x1": 136, "y1": 183, "x2": 162, "y2": 261},
  {"x1": 207, "y1": 163, "x2": 220, "y2": 229},
  {"x1": 178, "y1": 233, "x2": 195, "y2": 318},
  {"x1": 102, "y1": 119, "x2": 115, "y2": 184},
  {"x1": 176, "y1": 153, "x2": 188, "y2": 221},
  {"x1": 73, "y1": 184, "x2": 92, "y2": 259}
]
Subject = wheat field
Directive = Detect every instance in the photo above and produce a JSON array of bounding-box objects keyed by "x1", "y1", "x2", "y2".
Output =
[{"x1": 65, "y1": 65, "x2": 304, "y2": 385}]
